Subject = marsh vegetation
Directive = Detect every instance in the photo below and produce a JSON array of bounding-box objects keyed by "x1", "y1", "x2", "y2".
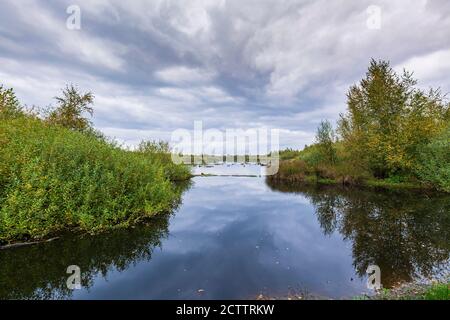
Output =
[{"x1": 0, "y1": 85, "x2": 190, "y2": 245}]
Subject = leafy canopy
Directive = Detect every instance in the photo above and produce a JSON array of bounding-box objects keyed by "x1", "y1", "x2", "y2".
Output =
[
  {"x1": 338, "y1": 59, "x2": 450, "y2": 177},
  {"x1": 0, "y1": 85, "x2": 22, "y2": 120},
  {"x1": 315, "y1": 120, "x2": 337, "y2": 164},
  {"x1": 47, "y1": 85, "x2": 94, "y2": 132}
]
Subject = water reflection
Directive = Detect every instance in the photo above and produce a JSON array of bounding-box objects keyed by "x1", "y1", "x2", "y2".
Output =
[
  {"x1": 0, "y1": 172, "x2": 449, "y2": 300},
  {"x1": 0, "y1": 214, "x2": 171, "y2": 299},
  {"x1": 266, "y1": 180, "x2": 450, "y2": 288},
  {"x1": 0, "y1": 181, "x2": 191, "y2": 300}
]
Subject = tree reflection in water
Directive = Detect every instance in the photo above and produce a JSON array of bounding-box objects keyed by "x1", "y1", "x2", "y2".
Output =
[
  {"x1": 0, "y1": 214, "x2": 171, "y2": 299},
  {"x1": 0, "y1": 181, "x2": 191, "y2": 300},
  {"x1": 1, "y1": 179, "x2": 448, "y2": 299},
  {"x1": 266, "y1": 180, "x2": 450, "y2": 288}
]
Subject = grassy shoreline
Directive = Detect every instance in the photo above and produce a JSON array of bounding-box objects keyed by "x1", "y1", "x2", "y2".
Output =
[
  {"x1": 255, "y1": 281, "x2": 449, "y2": 300},
  {"x1": 357, "y1": 281, "x2": 450, "y2": 300},
  {"x1": 268, "y1": 159, "x2": 443, "y2": 193},
  {"x1": 268, "y1": 176, "x2": 432, "y2": 192}
]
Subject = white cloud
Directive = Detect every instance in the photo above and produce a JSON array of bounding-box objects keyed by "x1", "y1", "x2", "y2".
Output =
[
  {"x1": 6, "y1": 0, "x2": 126, "y2": 71},
  {"x1": 1, "y1": 0, "x2": 449, "y2": 150},
  {"x1": 157, "y1": 87, "x2": 199, "y2": 102},
  {"x1": 58, "y1": 33, "x2": 126, "y2": 71},
  {"x1": 155, "y1": 66, "x2": 216, "y2": 84},
  {"x1": 395, "y1": 49, "x2": 450, "y2": 83}
]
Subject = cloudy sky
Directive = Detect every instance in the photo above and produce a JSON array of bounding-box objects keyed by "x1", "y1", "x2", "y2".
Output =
[{"x1": 1, "y1": 0, "x2": 449, "y2": 150}]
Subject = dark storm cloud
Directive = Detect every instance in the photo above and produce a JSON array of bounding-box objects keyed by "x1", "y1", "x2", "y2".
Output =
[{"x1": 1, "y1": 0, "x2": 449, "y2": 148}]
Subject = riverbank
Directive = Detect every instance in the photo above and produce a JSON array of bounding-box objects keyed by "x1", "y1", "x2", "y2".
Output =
[
  {"x1": 268, "y1": 159, "x2": 441, "y2": 193},
  {"x1": 255, "y1": 281, "x2": 449, "y2": 300},
  {"x1": 357, "y1": 281, "x2": 449, "y2": 300}
]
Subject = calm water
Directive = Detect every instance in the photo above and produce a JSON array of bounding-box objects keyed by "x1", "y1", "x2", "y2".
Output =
[{"x1": 1, "y1": 165, "x2": 449, "y2": 300}]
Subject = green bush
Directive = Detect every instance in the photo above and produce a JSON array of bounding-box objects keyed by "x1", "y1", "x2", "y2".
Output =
[
  {"x1": 279, "y1": 148, "x2": 300, "y2": 161},
  {"x1": 0, "y1": 117, "x2": 190, "y2": 243},
  {"x1": 0, "y1": 85, "x2": 22, "y2": 120},
  {"x1": 274, "y1": 142, "x2": 373, "y2": 185},
  {"x1": 339, "y1": 59, "x2": 450, "y2": 177},
  {"x1": 298, "y1": 144, "x2": 324, "y2": 167},
  {"x1": 415, "y1": 126, "x2": 450, "y2": 192},
  {"x1": 273, "y1": 60, "x2": 450, "y2": 190},
  {"x1": 423, "y1": 283, "x2": 449, "y2": 300},
  {"x1": 137, "y1": 140, "x2": 192, "y2": 181},
  {"x1": 46, "y1": 85, "x2": 95, "y2": 132}
]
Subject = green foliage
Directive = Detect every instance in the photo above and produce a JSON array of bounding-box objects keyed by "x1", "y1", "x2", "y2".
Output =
[
  {"x1": 338, "y1": 59, "x2": 450, "y2": 177},
  {"x1": 0, "y1": 117, "x2": 190, "y2": 244},
  {"x1": 278, "y1": 148, "x2": 300, "y2": 161},
  {"x1": 277, "y1": 160, "x2": 310, "y2": 179},
  {"x1": 423, "y1": 283, "x2": 449, "y2": 300},
  {"x1": 415, "y1": 126, "x2": 450, "y2": 192},
  {"x1": 274, "y1": 152, "x2": 346, "y2": 183},
  {"x1": 137, "y1": 140, "x2": 191, "y2": 181},
  {"x1": 315, "y1": 120, "x2": 336, "y2": 164},
  {"x1": 46, "y1": 85, "x2": 95, "y2": 132},
  {"x1": 0, "y1": 85, "x2": 22, "y2": 120},
  {"x1": 298, "y1": 144, "x2": 323, "y2": 167},
  {"x1": 283, "y1": 138, "x2": 339, "y2": 178},
  {"x1": 274, "y1": 60, "x2": 450, "y2": 192},
  {"x1": 368, "y1": 282, "x2": 449, "y2": 300}
]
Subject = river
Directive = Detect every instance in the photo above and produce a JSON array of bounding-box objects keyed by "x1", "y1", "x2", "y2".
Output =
[{"x1": 0, "y1": 164, "x2": 449, "y2": 299}]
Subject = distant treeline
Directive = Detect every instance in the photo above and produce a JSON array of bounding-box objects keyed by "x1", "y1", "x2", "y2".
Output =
[
  {"x1": 0, "y1": 85, "x2": 190, "y2": 244},
  {"x1": 272, "y1": 59, "x2": 450, "y2": 192}
]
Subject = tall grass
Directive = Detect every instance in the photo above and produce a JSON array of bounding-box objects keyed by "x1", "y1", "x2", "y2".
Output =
[{"x1": 0, "y1": 117, "x2": 190, "y2": 244}]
